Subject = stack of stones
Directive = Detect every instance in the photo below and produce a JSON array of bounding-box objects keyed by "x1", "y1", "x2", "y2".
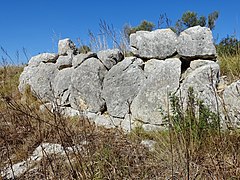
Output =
[{"x1": 19, "y1": 26, "x2": 240, "y2": 131}]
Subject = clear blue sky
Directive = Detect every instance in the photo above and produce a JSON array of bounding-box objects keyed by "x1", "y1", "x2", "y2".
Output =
[{"x1": 1, "y1": 0, "x2": 240, "y2": 64}]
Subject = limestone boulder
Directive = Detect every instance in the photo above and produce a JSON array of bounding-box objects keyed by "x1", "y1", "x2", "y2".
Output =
[
  {"x1": 102, "y1": 57, "x2": 145, "y2": 118},
  {"x1": 130, "y1": 29, "x2": 177, "y2": 59},
  {"x1": 223, "y1": 80, "x2": 240, "y2": 127},
  {"x1": 28, "y1": 53, "x2": 58, "y2": 67},
  {"x1": 58, "y1": 38, "x2": 77, "y2": 55},
  {"x1": 97, "y1": 49, "x2": 124, "y2": 70},
  {"x1": 177, "y1": 26, "x2": 216, "y2": 59},
  {"x1": 179, "y1": 60, "x2": 220, "y2": 112},
  {"x1": 72, "y1": 52, "x2": 97, "y2": 68},
  {"x1": 131, "y1": 58, "x2": 182, "y2": 125},
  {"x1": 70, "y1": 58, "x2": 107, "y2": 113},
  {"x1": 86, "y1": 112, "x2": 133, "y2": 132},
  {"x1": 19, "y1": 66, "x2": 37, "y2": 94},
  {"x1": 181, "y1": 59, "x2": 217, "y2": 80},
  {"x1": 19, "y1": 63, "x2": 59, "y2": 101},
  {"x1": 56, "y1": 55, "x2": 73, "y2": 70},
  {"x1": 53, "y1": 67, "x2": 73, "y2": 105}
]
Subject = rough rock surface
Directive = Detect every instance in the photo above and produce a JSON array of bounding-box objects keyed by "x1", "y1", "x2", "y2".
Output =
[
  {"x1": 130, "y1": 29, "x2": 177, "y2": 59},
  {"x1": 102, "y1": 57, "x2": 145, "y2": 118},
  {"x1": 28, "y1": 53, "x2": 58, "y2": 67},
  {"x1": 70, "y1": 58, "x2": 107, "y2": 112},
  {"x1": 72, "y1": 52, "x2": 97, "y2": 68},
  {"x1": 97, "y1": 49, "x2": 124, "y2": 70},
  {"x1": 59, "y1": 107, "x2": 81, "y2": 117},
  {"x1": 19, "y1": 63, "x2": 58, "y2": 101},
  {"x1": 53, "y1": 67, "x2": 73, "y2": 105},
  {"x1": 181, "y1": 59, "x2": 217, "y2": 80},
  {"x1": 58, "y1": 38, "x2": 76, "y2": 55},
  {"x1": 56, "y1": 55, "x2": 73, "y2": 70},
  {"x1": 86, "y1": 112, "x2": 133, "y2": 132},
  {"x1": 179, "y1": 60, "x2": 220, "y2": 111},
  {"x1": 131, "y1": 58, "x2": 182, "y2": 125},
  {"x1": 223, "y1": 80, "x2": 240, "y2": 127},
  {"x1": 177, "y1": 26, "x2": 216, "y2": 59},
  {"x1": 19, "y1": 66, "x2": 38, "y2": 93}
]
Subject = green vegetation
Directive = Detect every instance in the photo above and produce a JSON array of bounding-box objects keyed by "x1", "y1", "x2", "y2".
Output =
[
  {"x1": 129, "y1": 87, "x2": 240, "y2": 179},
  {"x1": 177, "y1": 11, "x2": 219, "y2": 31},
  {"x1": 218, "y1": 49, "x2": 240, "y2": 82},
  {"x1": 131, "y1": 87, "x2": 240, "y2": 178},
  {"x1": 216, "y1": 34, "x2": 240, "y2": 82},
  {"x1": 217, "y1": 35, "x2": 240, "y2": 56},
  {"x1": 168, "y1": 87, "x2": 220, "y2": 141}
]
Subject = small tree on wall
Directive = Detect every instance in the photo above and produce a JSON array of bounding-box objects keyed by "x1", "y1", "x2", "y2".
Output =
[
  {"x1": 123, "y1": 11, "x2": 219, "y2": 38},
  {"x1": 172, "y1": 11, "x2": 219, "y2": 34}
]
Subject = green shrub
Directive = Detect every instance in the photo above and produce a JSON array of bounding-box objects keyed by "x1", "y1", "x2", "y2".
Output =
[
  {"x1": 169, "y1": 87, "x2": 220, "y2": 146},
  {"x1": 217, "y1": 35, "x2": 240, "y2": 56},
  {"x1": 218, "y1": 48, "x2": 240, "y2": 82}
]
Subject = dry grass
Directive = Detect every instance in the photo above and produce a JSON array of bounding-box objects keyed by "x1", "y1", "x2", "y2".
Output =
[
  {"x1": 0, "y1": 94, "x2": 160, "y2": 179},
  {"x1": 130, "y1": 121, "x2": 240, "y2": 179},
  {"x1": 0, "y1": 56, "x2": 240, "y2": 179},
  {"x1": 218, "y1": 51, "x2": 240, "y2": 83},
  {"x1": 0, "y1": 66, "x2": 160, "y2": 179},
  {"x1": 0, "y1": 65, "x2": 23, "y2": 99}
]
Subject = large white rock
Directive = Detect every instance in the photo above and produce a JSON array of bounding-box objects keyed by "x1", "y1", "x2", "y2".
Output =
[
  {"x1": 102, "y1": 57, "x2": 145, "y2": 118},
  {"x1": 223, "y1": 80, "x2": 240, "y2": 127},
  {"x1": 72, "y1": 52, "x2": 97, "y2": 68},
  {"x1": 56, "y1": 55, "x2": 73, "y2": 70},
  {"x1": 70, "y1": 58, "x2": 107, "y2": 113},
  {"x1": 53, "y1": 67, "x2": 73, "y2": 105},
  {"x1": 177, "y1": 26, "x2": 216, "y2": 59},
  {"x1": 130, "y1": 29, "x2": 177, "y2": 59},
  {"x1": 179, "y1": 60, "x2": 220, "y2": 112},
  {"x1": 58, "y1": 38, "x2": 77, "y2": 55},
  {"x1": 28, "y1": 53, "x2": 58, "y2": 67},
  {"x1": 97, "y1": 49, "x2": 124, "y2": 70},
  {"x1": 131, "y1": 58, "x2": 182, "y2": 125},
  {"x1": 19, "y1": 63, "x2": 59, "y2": 101}
]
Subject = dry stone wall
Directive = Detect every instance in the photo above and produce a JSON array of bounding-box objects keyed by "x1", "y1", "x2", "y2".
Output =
[{"x1": 19, "y1": 26, "x2": 240, "y2": 131}]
